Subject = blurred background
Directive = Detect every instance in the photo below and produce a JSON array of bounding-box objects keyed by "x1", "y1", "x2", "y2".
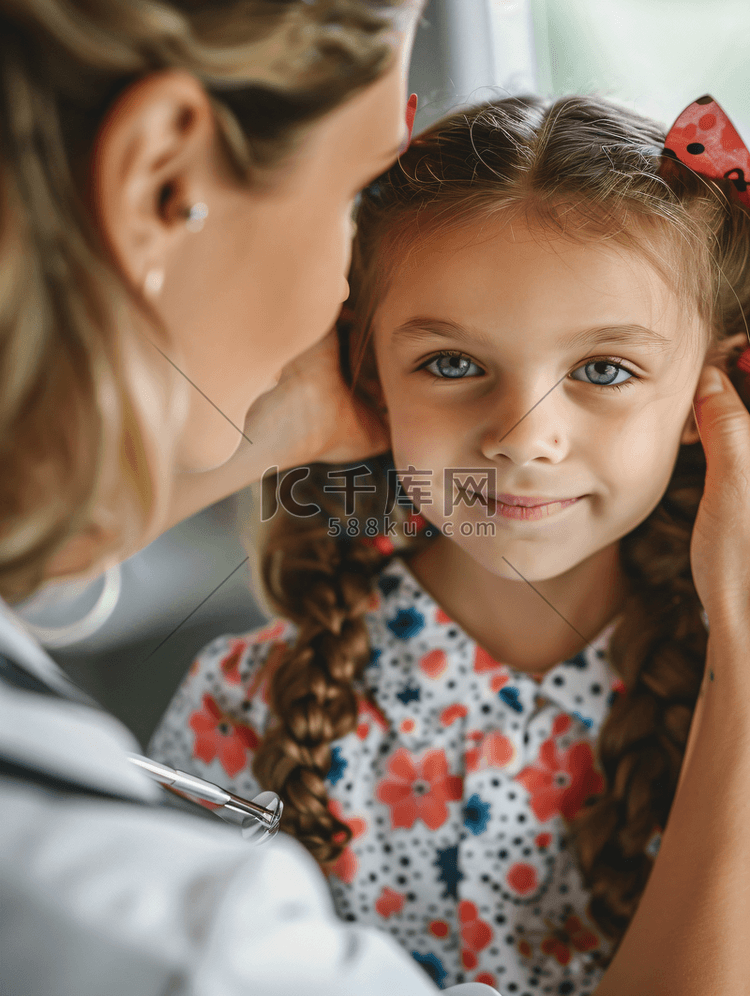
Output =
[{"x1": 15, "y1": 0, "x2": 750, "y2": 749}]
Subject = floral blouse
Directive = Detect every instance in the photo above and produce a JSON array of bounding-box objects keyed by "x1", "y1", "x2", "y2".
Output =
[{"x1": 149, "y1": 555, "x2": 626, "y2": 996}]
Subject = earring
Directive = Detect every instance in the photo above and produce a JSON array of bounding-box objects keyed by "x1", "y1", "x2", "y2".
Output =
[
  {"x1": 185, "y1": 202, "x2": 209, "y2": 232},
  {"x1": 144, "y1": 267, "x2": 164, "y2": 297}
]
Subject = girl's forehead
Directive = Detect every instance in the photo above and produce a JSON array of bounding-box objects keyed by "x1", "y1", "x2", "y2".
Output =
[{"x1": 376, "y1": 218, "x2": 684, "y2": 338}]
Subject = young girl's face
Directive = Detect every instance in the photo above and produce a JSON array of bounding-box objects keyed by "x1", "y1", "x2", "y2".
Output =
[{"x1": 372, "y1": 213, "x2": 706, "y2": 583}]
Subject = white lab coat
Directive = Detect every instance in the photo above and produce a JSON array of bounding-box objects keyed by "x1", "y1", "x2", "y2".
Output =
[{"x1": 0, "y1": 595, "x2": 500, "y2": 996}]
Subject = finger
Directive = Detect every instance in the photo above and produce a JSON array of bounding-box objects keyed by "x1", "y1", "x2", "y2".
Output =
[{"x1": 692, "y1": 365, "x2": 750, "y2": 476}]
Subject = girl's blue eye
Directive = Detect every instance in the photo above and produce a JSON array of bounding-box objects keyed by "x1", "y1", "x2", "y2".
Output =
[
  {"x1": 421, "y1": 351, "x2": 483, "y2": 379},
  {"x1": 570, "y1": 359, "x2": 635, "y2": 390}
]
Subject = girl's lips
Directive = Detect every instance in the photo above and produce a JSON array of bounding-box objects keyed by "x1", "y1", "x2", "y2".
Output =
[
  {"x1": 491, "y1": 495, "x2": 582, "y2": 521},
  {"x1": 494, "y1": 493, "x2": 577, "y2": 508}
]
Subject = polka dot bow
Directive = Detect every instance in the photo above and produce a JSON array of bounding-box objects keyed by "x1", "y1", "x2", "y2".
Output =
[
  {"x1": 662, "y1": 94, "x2": 750, "y2": 208},
  {"x1": 662, "y1": 95, "x2": 750, "y2": 377}
]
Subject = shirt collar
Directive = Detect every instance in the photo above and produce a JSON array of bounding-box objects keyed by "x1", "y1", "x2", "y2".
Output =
[{"x1": 363, "y1": 556, "x2": 621, "y2": 748}]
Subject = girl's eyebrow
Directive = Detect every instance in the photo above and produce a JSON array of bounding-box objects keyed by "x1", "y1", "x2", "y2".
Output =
[{"x1": 391, "y1": 316, "x2": 673, "y2": 353}]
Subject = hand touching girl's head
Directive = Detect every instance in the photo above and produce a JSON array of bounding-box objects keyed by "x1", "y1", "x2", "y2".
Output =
[{"x1": 254, "y1": 94, "x2": 750, "y2": 949}]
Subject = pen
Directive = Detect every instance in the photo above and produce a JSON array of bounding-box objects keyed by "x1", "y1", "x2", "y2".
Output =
[{"x1": 128, "y1": 753, "x2": 283, "y2": 842}]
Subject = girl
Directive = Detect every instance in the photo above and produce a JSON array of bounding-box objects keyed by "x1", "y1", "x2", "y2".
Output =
[{"x1": 150, "y1": 94, "x2": 750, "y2": 994}]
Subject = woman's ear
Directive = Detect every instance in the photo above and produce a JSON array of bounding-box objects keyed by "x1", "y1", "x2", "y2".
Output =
[
  {"x1": 90, "y1": 69, "x2": 217, "y2": 295},
  {"x1": 681, "y1": 331, "x2": 749, "y2": 445}
]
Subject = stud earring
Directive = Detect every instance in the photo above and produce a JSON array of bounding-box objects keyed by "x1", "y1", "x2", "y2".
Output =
[
  {"x1": 185, "y1": 202, "x2": 209, "y2": 232},
  {"x1": 144, "y1": 267, "x2": 165, "y2": 297}
]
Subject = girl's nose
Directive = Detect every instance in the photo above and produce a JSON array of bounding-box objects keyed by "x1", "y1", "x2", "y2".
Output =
[{"x1": 478, "y1": 388, "x2": 565, "y2": 465}]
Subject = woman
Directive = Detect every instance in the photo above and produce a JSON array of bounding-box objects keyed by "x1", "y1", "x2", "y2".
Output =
[{"x1": 0, "y1": 1, "x2": 748, "y2": 994}]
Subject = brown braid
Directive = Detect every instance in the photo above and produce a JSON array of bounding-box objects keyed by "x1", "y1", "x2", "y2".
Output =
[
  {"x1": 253, "y1": 466, "x2": 434, "y2": 862},
  {"x1": 251, "y1": 95, "x2": 750, "y2": 940}
]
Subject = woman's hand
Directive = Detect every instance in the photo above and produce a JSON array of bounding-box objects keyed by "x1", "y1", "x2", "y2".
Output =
[
  {"x1": 103, "y1": 324, "x2": 390, "y2": 562},
  {"x1": 690, "y1": 363, "x2": 750, "y2": 631},
  {"x1": 242, "y1": 324, "x2": 390, "y2": 469}
]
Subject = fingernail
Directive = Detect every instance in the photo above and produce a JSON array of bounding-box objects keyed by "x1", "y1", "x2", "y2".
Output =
[{"x1": 699, "y1": 366, "x2": 725, "y2": 396}]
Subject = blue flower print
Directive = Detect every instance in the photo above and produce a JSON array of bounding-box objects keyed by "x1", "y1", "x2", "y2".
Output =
[
  {"x1": 378, "y1": 574, "x2": 401, "y2": 597},
  {"x1": 463, "y1": 793, "x2": 491, "y2": 835},
  {"x1": 434, "y1": 845, "x2": 464, "y2": 900},
  {"x1": 367, "y1": 646, "x2": 382, "y2": 669},
  {"x1": 387, "y1": 607, "x2": 425, "y2": 640},
  {"x1": 572, "y1": 711, "x2": 593, "y2": 730},
  {"x1": 411, "y1": 950, "x2": 448, "y2": 988},
  {"x1": 326, "y1": 745, "x2": 348, "y2": 786},
  {"x1": 499, "y1": 685, "x2": 523, "y2": 713},
  {"x1": 396, "y1": 681, "x2": 421, "y2": 705}
]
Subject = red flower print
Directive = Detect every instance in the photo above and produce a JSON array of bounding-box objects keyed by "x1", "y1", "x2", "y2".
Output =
[
  {"x1": 465, "y1": 748, "x2": 481, "y2": 773},
  {"x1": 489, "y1": 672, "x2": 509, "y2": 693},
  {"x1": 429, "y1": 919, "x2": 450, "y2": 938},
  {"x1": 249, "y1": 620, "x2": 287, "y2": 644},
  {"x1": 516, "y1": 737, "x2": 604, "y2": 822},
  {"x1": 459, "y1": 900, "x2": 493, "y2": 970},
  {"x1": 466, "y1": 731, "x2": 514, "y2": 773},
  {"x1": 482, "y1": 731, "x2": 514, "y2": 767},
  {"x1": 475, "y1": 973, "x2": 497, "y2": 988},
  {"x1": 440, "y1": 703, "x2": 468, "y2": 727},
  {"x1": 399, "y1": 717, "x2": 416, "y2": 735},
  {"x1": 506, "y1": 862, "x2": 538, "y2": 896},
  {"x1": 518, "y1": 939, "x2": 533, "y2": 958},
  {"x1": 188, "y1": 693, "x2": 259, "y2": 778},
  {"x1": 356, "y1": 696, "x2": 390, "y2": 739},
  {"x1": 541, "y1": 915, "x2": 599, "y2": 965},
  {"x1": 420, "y1": 648, "x2": 448, "y2": 679},
  {"x1": 376, "y1": 747, "x2": 462, "y2": 831},
  {"x1": 435, "y1": 607, "x2": 452, "y2": 625},
  {"x1": 458, "y1": 900, "x2": 493, "y2": 951},
  {"x1": 473, "y1": 646, "x2": 505, "y2": 673},
  {"x1": 375, "y1": 886, "x2": 405, "y2": 918},
  {"x1": 552, "y1": 714, "x2": 571, "y2": 736},
  {"x1": 565, "y1": 915, "x2": 599, "y2": 953},
  {"x1": 535, "y1": 832, "x2": 552, "y2": 849},
  {"x1": 327, "y1": 800, "x2": 367, "y2": 884},
  {"x1": 611, "y1": 678, "x2": 627, "y2": 696},
  {"x1": 218, "y1": 639, "x2": 248, "y2": 685},
  {"x1": 541, "y1": 934, "x2": 571, "y2": 966}
]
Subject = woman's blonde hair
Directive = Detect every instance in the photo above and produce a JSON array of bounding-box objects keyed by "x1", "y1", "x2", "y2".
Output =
[
  {"x1": 252, "y1": 95, "x2": 750, "y2": 954},
  {"x1": 0, "y1": 0, "x2": 409, "y2": 604}
]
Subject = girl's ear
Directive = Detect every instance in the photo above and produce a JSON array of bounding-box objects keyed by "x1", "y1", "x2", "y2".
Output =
[{"x1": 681, "y1": 332, "x2": 749, "y2": 445}]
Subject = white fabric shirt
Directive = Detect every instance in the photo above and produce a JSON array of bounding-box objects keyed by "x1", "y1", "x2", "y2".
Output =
[{"x1": 0, "y1": 594, "x2": 499, "y2": 996}]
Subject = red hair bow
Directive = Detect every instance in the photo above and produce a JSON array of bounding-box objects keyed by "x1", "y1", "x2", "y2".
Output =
[
  {"x1": 663, "y1": 94, "x2": 750, "y2": 207},
  {"x1": 663, "y1": 95, "x2": 750, "y2": 376},
  {"x1": 398, "y1": 93, "x2": 418, "y2": 155}
]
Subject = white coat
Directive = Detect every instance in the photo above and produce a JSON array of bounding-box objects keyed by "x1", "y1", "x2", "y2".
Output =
[{"x1": 0, "y1": 594, "x2": 500, "y2": 996}]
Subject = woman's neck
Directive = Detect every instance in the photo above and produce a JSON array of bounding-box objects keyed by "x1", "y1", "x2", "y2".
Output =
[{"x1": 406, "y1": 536, "x2": 629, "y2": 677}]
